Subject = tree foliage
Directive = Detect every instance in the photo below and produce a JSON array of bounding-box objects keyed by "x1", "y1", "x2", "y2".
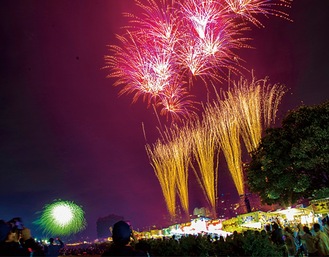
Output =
[{"x1": 247, "y1": 101, "x2": 329, "y2": 206}]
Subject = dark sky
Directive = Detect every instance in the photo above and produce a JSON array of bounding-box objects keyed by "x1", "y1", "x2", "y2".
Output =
[{"x1": 1, "y1": 0, "x2": 329, "y2": 240}]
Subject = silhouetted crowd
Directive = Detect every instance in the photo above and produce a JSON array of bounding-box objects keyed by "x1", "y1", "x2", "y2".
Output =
[
  {"x1": 2, "y1": 217, "x2": 329, "y2": 256},
  {"x1": 99, "y1": 220, "x2": 329, "y2": 257},
  {"x1": 0, "y1": 217, "x2": 64, "y2": 256},
  {"x1": 84, "y1": 219, "x2": 329, "y2": 257}
]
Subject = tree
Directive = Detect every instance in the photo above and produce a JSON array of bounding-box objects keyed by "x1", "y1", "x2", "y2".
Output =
[{"x1": 246, "y1": 101, "x2": 329, "y2": 206}]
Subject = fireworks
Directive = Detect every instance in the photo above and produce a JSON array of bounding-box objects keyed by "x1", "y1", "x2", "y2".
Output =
[
  {"x1": 228, "y1": 75, "x2": 286, "y2": 153},
  {"x1": 179, "y1": 0, "x2": 223, "y2": 40},
  {"x1": 145, "y1": 75, "x2": 285, "y2": 216},
  {"x1": 261, "y1": 79, "x2": 286, "y2": 128},
  {"x1": 115, "y1": 0, "x2": 292, "y2": 216},
  {"x1": 164, "y1": 125, "x2": 192, "y2": 218},
  {"x1": 128, "y1": 0, "x2": 180, "y2": 49},
  {"x1": 105, "y1": 0, "x2": 292, "y2": 119},
  {"x1": 205, "y1": 98, "x2": 245, "y2": 196},
  {"x1": 146, "y1": 139, "x2": 178, "y2": 218},
  {"x1": 190, "y1": 116, "x2": 219, "y2": 217},
  {"x1": 146, "y1": 124, "x2": 192, "y2": 219},
  {"x1": 231, "y1": 77, "x2": 263, "y2": 153},
  {"x1": 201, "y1": 75, "x2": 285, "y2": 195},
  {"x1": 224, "y1": 0, "x2": 293, "y2": 27},
  {"x1": 35, "y1": 200, "x2": 86, "y2": 236}
]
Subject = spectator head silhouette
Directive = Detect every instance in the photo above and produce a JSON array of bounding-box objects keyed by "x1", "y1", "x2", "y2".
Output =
[
  {"x1": 314, "y1": 223, "x2": 321, "y2": 232},
  {"x1": 49, "y1": 238, "x2": 55, "y2": 244},
  {"x1": 112, "y1": 220, "x2": 132, "y2": 246},
  {"x1": 303, "y1": 226, "x2": 311, "y2": 234},
  {"x1": 272, "y1": 222, "x2": 279, "y2": 230},
  {"x1": 265, "y1": 224, "x2": 271, "y2": 232},
  {"x1": 21, "y1": 228, "x2": 31, "y2": 241},
  {"x1": 0, "y1": 220, "x2": 11, "y2": 242}
]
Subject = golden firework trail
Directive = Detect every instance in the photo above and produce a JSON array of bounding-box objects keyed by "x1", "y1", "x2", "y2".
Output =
[
  {"x1": 146, "y1": 74, "x2": 285, "y2": 216},
  {"x1": 205, "y1": 98, "x2": 245, "y2": 196},
  {"x1": 146, "y1": 124, "x2": 192, "y2": 219},
  {"x1": 229, "y1": 76, "x2": 286, "y2": 154},
  {"x1": 230, "y1": 76, "x2": 262, "y2": 153},
  {"x1": 162, "y1": 124, "x2": 192, "y2": 217},
  {"x1": 145, "y1": 139, "x2": 177, "y2": 218},
  {"x1": 190, "y1": 115, "x2": 219, "y2": 217},
  {"x1": 261, "y1": 78, "x2": 286, "y2": 128}
]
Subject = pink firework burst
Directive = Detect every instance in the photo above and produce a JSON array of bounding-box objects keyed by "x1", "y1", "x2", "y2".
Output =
[
  {"x1": 104, "y1": 0, "x2": 293, "y2": 119},
  {"x1": 106, "y1": 32, "x2": 177, "y2": 100},
  {"x1": 179, "y1": 0, "x2": 225, "y2": 39},
  {"x1": 105, "y1": 0, "x2": 200, "y2": 118},
  {"x1": 126, "y1": 0, "x2": 181, "y2": 51},
  {"x1": 157, "y1": 81, "x2": 199, "y2": 121},
  {"x1": 223, "y1": 0, "x2": 293, "y2": 27},
  {"x1": 105, "y1": 30, "x2": 195, "y2": 118},
  {"x1": 177, "y1": 1, "x2": 251, "y2": 79}
]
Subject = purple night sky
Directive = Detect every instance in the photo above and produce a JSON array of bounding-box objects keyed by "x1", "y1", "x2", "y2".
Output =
[{"x1": 1, "y1": 0, "x2": 329, "y2": 239}]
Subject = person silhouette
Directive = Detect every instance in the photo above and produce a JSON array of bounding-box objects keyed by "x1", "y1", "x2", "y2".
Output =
[
  {"x1": 102, "y1": 220, "x2": 147, "y2": 256},
  {"x1": 45, "y1": 237, "x2": 64, "y2": 257}
]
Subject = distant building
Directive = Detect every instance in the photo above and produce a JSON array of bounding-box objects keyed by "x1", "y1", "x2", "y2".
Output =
[
  {"x1": 96, "y1": 214, "x2": 124, "y2": 239},
  {"x1": 217, "y1": 193, "x2": 239, "y2": 218},
  {"x1": 193, "y1": 207, "x2": 211, "y2": 217}
]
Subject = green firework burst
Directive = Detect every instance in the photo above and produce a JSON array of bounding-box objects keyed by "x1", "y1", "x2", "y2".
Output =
[{"x1": 36, "y1": 200, "x2": 87, "y2": 236}]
